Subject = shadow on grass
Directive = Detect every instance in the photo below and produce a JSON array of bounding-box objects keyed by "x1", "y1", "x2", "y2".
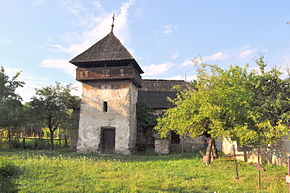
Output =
[
  {"x1": 0, "y1": 148, "x2": 202, "y2": 162},
  {"x1": 153, "y1": 187, "x2": 206, "y2": 193},
  {"x1": 0, "y1": 178, "x2": 19, "y2": 193},
  {"x1": 0, "y1": 158, "x2": 22, "y2": 193}
]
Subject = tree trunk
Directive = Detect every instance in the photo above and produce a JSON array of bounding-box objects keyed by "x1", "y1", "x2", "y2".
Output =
[
  {"x1": 64, "y1": 134, "x2": 68, "y2": 148},
  {"x1": 0, "y1": 131, "x2": 2, "y2": 149},
  {"x1": 37, "y1": 131, "x2": 40, "y2": 150},
  {"x1": 205, "y1": 138, "x2": 217, "y2": 165},
  {"x1": 8, "y1": 128, "x2": 12, "y2": 148},
  {"x1": 22, "y1": 137, "x2": 26, "y2": 149},
  {"x1": 50, "y1": 130, "x2": 54, "y2": 151},
  {"x1": 206, "y1": 139, "x2": 213, "y2": 165},
  {"x1": 211, "y1": 139, "x2": 218, "y2": 159}
]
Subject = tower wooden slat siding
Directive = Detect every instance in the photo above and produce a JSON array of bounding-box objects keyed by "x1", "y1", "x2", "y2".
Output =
[{"x1": 70, "y1": 30, "x2": 143, "y2": 155}]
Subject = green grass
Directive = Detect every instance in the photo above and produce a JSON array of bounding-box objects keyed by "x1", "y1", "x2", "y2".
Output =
[{"x1": 0, "y1": 149, "x2": 288, "y2": 193}]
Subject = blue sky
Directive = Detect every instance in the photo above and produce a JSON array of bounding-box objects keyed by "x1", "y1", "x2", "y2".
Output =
[{"x1": 0, "y1": 0, "x2": 289, "y2": 101}]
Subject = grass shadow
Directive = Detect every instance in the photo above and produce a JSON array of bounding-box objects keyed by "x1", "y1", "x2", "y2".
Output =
[
  {"x1": 0, "y1": 148, "x2": 202, "y2": 162},
  {"x1": 0, "y1": 158, "x2": 22, "y2": 193}
]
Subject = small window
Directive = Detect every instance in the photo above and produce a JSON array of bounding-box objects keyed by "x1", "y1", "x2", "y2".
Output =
[
  {"x1": 171, "y1": 131, "x2": 180, "y2": 144},
  {"x1": 103, "y1": 101, "x2": 108, "y2": 112}
]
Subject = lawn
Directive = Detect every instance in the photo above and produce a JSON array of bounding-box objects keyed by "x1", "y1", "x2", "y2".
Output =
[{"x1": 0, "y1": 149, "x2": 288, "y2": 193}]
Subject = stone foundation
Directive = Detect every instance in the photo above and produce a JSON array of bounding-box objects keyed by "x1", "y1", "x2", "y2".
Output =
[
  {"x1": 222, "y1": 137, "x2": 290, "y2": 166},
  {"x1": 155, "y1": 138, "x2": 170, "y2": 155}
]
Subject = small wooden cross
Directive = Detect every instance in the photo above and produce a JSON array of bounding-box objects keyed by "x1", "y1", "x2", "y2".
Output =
[{"x1": 111, "y1": 14, "x2": 115, "y2": 32}]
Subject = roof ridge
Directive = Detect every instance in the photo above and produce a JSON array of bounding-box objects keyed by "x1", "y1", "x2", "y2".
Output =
[{"x1": 142, "y1": 79, "x2": 185, "y2": 82}]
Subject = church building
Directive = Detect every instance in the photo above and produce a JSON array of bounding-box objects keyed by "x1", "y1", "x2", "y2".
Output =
[{"x1": 69, "y1": 21, "x2": 194, "y2": 154}]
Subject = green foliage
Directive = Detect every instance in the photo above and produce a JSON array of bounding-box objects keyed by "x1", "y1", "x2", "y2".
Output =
[
  {"x1": 136, "y1": 102, "x2": 157, "y2": 129},
  {"x1": 0, "y1": 66, "x2": 25, "y2": 130},
  {"x1": 29, "y1": 82, "x2": 79, "y2": 150},
  {"x1": 0, "y1": 149, "x2": 287, "y2": 192},
  {"x1": 136, "y1": 102, "x2": 158, "y2": 151},
  {"x1": 155, "y1": 57, "x2": 289, "y2": 148}
]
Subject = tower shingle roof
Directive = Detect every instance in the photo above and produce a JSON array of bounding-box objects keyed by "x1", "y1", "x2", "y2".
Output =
[{"x1": 70, "y1": 32, "x2": 143, "y2": 73}]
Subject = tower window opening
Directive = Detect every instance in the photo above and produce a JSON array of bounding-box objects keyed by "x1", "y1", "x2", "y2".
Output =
[{"x1": 103, "y1": 101, "x2": 108, "y2": 112}]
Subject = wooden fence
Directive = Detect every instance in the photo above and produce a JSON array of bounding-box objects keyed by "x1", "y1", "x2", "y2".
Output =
[{"x1": 0, "y1": 136, "x2": 71, "y2": 150}]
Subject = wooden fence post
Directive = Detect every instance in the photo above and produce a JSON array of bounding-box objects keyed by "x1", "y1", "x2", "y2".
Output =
[
  {"x1": 64, "y1": 135, "x2": 68, "y2": 148},
  {"x1": 22, "y1": 137, "x2": 26, "y2": 149},
  {"x1": 0, "y1": 133, "x2": 2, "y2": 148},
  {"x1": 232, "y1": 145, "x2": 239, "y2": 179}
]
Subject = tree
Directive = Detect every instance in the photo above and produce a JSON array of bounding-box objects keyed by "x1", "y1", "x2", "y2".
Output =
[
  {"x1": 0, "y1": 67, "x2": 24, "y2": 147},
  {"x1": 22, "y1": 102, "x2": 45, "y2": 149},
  {"x1": 155, "y1": 58, "x2": 289, "y2": 164},
  {"x1": 59, "y1": 99, "x2": 80, "y2": 149},
  {"x1": 234, "y1": 57, "x2": 289, "y2": 162},
  {"x1": 136, "y1": 102, "x2": 158, "y2": 150},
  {"x1": 30, "y1": 83, "x2": 78, "y2": 151}
]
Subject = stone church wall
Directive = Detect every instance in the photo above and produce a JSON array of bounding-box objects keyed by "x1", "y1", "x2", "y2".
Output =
[
  {"x1": 222, "y1": 137, "x2": 290, "y2": 166},
  {"x1": 77, "y1": 80, "x2": 138, "y2": 155}
]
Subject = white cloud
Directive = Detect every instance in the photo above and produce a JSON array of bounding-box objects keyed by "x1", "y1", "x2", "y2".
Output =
[
  {"x1": 61, "y1": 0, "x2": 87, "y2": 16},
  {"x1": 4, "y1": 67, "x2": 51, "y2": 102},
  {"x1": 278, "y1": 64, "x2": 290, "y2": 76},
  {"x1": 42, "y1": 0, "x2": 135, "y2": 75},
  {"x1": 51, "y1": 0, "x2": 135, "y2": 56},
  {"x1": 238, "y1": 49, "x2": 256, "y2": 59},
  {"x1": 162, "y1": 25, "x2": 178, "y2": 34},
  {"x1": 279, "y1": 55, "x2": 290, "y2": 76},
  {"x1": 247, "y1": 66, "x2": 262, "y2": 75},
  {"x1": 3, "y1": 66, "x2": 82, "y2": 101},
  {"x1": 93, "y1": 1, "x2": 102, "y2": 9},
  {"x1": 240, "y1": 44, "x2": 251, "y2": 50},
  {"x1": 167, "y1": 75, "x2": 197, "y2": 81},
  {"x1": 70, "y1": 82, "x2": 82, "y2": 97},
  {"x1": 170, "y1": 51, "x2": 179, "y2": 59},
  {"x1": 181, "y1": 59, "x2": 193, "y2": 67},
  {"x1": 204, "y1": 52, "x2": 229, "y2": 62},
  {"x1": 41, "y1": 59, "x2": 76, "y2": 77},
  {"x1": 237, "y1": 45, "x2": 257, "y2": 59},
  {"x1": 142, "y1": 62, "x2": 175, "y2": 76}
]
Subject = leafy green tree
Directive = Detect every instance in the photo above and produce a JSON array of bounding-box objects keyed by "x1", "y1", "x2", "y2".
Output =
[
  {"x1": 155, "y1": 58, "x2": 289, "y2": 164},
  {"x1": 233, "y1": 57, "x2": 289, "y2": 158},
  {"x1": 30, "y1": 83, "x2": 78, "y2": 151},
  {"x1": 59, "y1": 99, "x2": 80, "y2": 149},
  {"x1": 0, "y1": 67, "x2": 24, "y2": 147},
  {"x1": 21, "y1": 102, "x2": 45, "y2": 149},
  {"x1": 136, "y1": 102, "x2": 158, "y2": 150}
]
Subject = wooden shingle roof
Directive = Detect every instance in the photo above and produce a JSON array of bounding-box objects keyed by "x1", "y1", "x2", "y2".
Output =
[
  {"x1": 138, "y1": 79, "x2": 189, "y2": 109},
  {"x1": 138, "y1": 91, "x2": 177, "y2": 109},
  {"x1": 70, "y1": 32, "x2": 143, "y2": 73},
  {"x1": 139, "y1": 79, "x2": 188, "y2": 91}
]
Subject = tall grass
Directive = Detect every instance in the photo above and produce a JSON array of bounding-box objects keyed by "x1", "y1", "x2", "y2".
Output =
[{"x1": 0, "y1": 149, "x2": 288, "y2": 193}]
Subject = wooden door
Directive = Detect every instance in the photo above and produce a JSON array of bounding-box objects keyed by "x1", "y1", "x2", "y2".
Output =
[{"x1": 101, "y1": 128, "x2": 115, "y2": 153}]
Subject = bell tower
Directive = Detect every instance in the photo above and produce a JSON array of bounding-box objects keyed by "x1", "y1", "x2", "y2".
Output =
[{"x1": 70, "y1": 24, "x2": 143, "y2": 154}]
